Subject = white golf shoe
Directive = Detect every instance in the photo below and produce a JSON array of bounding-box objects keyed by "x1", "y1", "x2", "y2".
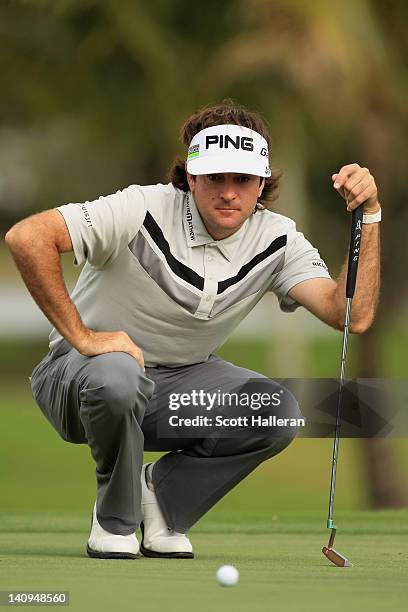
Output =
[
  {"x1": 87, "y1": 503, "x2": 140, "y2": 559},
  {"x1": 140, "y1": 463, "x2": 194, "y2": 559}
]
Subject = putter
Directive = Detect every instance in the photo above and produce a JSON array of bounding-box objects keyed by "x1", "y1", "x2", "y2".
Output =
[{"x1": 322, "y1": 205, "x2": 363, "y2": 568}]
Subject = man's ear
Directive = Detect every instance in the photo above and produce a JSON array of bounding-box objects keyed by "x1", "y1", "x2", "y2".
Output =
[{"x1": 258, "y1": 178, "x2": 265, "y2": 198}]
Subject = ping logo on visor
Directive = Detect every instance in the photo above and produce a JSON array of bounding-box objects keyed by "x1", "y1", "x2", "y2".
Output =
[
  {"x1": 186, "y1": 124, "x2": 271, "y2": 178},
  {"x1": 205, "y1": 134, "x2": 254, "y2": 151}
]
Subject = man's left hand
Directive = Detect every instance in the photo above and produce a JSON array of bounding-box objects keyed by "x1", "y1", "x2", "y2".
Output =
[{"x1": 332, "y1": 163, "x2": 380, "y2": 214}]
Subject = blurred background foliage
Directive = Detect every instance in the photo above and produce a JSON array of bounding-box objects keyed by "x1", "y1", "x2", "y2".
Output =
[{"x1": 1, "y1": 0, "x2": 407, "y2": 514}]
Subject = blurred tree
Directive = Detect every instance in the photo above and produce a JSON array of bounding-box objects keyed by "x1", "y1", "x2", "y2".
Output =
[
  {"x1": 209, "y1": 0, "x2": 408, "y2": 507},
  {"x1": 0, "y1": 0, "x2": 406, "y2": 506},
  {"x1": 0, "y1": 0, "x2": 240, "y2": 223}
]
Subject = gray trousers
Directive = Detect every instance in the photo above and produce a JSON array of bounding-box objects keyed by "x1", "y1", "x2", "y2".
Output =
[{"x1": 30, "y1": 342, "x2": 301, "y2": 535}]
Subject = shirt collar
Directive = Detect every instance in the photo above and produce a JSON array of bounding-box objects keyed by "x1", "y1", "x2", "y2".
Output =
[
  {"x1": 182, "y1": 191, "x2": 247, "y2": 262},
  {"x1": 183, "y1": 191, "x2": 213, "y2": 247}
]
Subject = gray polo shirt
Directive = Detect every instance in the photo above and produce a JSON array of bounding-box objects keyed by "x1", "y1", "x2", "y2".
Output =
[{"x1": 51, "y1": 183, "x2": 331, "y2": 366}]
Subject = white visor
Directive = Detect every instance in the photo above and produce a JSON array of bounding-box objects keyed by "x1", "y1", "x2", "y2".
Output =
[{"x1": 186, "y1": 124, "x2": 271, "y2": 178}]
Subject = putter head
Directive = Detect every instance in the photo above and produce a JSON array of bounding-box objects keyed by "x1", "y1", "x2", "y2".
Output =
[
  {"x1": 322, "y1": 527, "x2": 353, "y2": 567},
  {"x1": 322, "y1": 545, "x2": 352, "y2": 567}
]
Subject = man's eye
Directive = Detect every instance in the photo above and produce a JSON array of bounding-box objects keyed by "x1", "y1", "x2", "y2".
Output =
[
  {"x1": 237, "y1": 176, "x2": 250, "y2": 183},
  {"x1": 208, "y1": 174, "x2": 221, "y2": 182}
]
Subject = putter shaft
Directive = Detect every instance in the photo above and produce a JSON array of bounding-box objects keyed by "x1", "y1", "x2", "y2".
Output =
[
  {"x1": 323, "y1": 206, "x2": 363, "y2": 568},
  {"x1": 327, "y1": 298, "x2": 351, "y2": 526}
]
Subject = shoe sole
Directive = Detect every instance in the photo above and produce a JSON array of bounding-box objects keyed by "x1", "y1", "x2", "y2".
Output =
[
  {"x1": 86, "y1": 544, "x2": 140, "y2": 560},
  {"x1": 140, "y1": 523, "x2": 194, "y2": 559},
  {"x1": 140, "y1": 543, "x2": 194, "y2": 559}
]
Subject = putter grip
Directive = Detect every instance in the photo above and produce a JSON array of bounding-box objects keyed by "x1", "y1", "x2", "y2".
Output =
[{"x1": 346, "y1": 207, "x2": 364, "y2": 298}]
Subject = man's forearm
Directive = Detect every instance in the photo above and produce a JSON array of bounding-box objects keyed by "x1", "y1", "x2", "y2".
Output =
[
  {"x1": 334, "y1": 222, "x2": 380, "y2": 332},
  {"x1": 6, "y1": 234, "x2": 88, "y2": 349}
]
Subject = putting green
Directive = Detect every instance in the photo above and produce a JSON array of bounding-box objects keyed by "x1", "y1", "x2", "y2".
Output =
[
  {"x1": 0, "y1": 511, "x2": 407, "y2": 612},
  {"x1": 1, "y1": 355, "x2": 408, "y2": 612}
]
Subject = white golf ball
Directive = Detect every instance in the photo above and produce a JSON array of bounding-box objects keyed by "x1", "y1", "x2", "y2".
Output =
[{"x1": 216, "y1": 565, "x2": 239, "y2": 587}]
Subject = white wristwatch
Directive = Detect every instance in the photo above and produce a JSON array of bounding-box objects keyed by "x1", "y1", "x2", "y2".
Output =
[{"x1": 362, "y1": 208, "x2": 382, "y2": 224}]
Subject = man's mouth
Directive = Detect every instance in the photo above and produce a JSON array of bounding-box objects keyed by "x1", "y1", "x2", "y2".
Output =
[{"x1": 216, "y1": 207, "x2": 240, "y2": 211}]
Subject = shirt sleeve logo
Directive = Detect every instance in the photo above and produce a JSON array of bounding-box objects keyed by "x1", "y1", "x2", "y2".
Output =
[
  {"x1": 312, "y1": 260, "x2": 328, "y2": 271},
  {"x1": 80, "y1": 203, "x2": 93, "y2": 228}
]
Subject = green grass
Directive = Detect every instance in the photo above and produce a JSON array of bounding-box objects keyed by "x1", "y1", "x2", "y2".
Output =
[
  {"x1": 1, "y1": 372, "x2": 408, "y2": 516},
  {"x1": 0, "y1": 512, "x2": 407, "y2": 612},
  {"x1": 1, "y1": 337, "x2": 407, "y2": 611},
  {"x1": 0, "y1": 384, "x2": 370, "y2": 513}
]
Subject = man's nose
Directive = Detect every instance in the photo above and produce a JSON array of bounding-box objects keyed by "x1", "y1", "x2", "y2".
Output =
[{"x1": 220, "y1": 183, "x2": 238, "y2": 201}]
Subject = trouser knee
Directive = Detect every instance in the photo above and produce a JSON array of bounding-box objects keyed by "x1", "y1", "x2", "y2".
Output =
[
  {"x1": 262, "y1": 381, "x2": 302, "y2": 455},
  {"x1": 79, "y1": 352, "x2": 154, "y2": 422},
  {"x1": 235, "y1": 379, "x2": 302, "y2": 459}
]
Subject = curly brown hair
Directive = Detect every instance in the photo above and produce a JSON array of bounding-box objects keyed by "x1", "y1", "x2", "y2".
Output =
[{"x1": 168, "y1": 101, "x2": 282, "y2": 209}]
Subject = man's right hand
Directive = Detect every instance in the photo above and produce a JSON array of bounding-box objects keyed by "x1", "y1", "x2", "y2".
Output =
[{"x1": 77, "y1": 330, "x2": 145, "y2": 370}]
